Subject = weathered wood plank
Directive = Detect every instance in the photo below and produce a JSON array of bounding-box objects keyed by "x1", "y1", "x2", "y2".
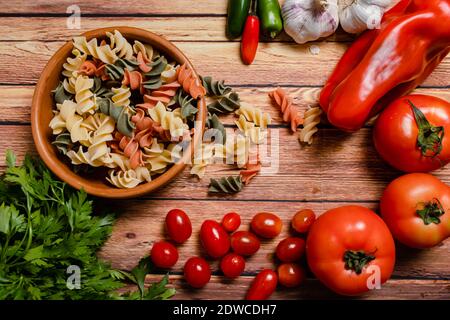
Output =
[
  {"x1": 0, "y1": 0, "x2": 228, "y2": 15},
  {"x1": 97, "y1": 199, "x2": 450, "y2": 279},
  {"x1": 1, "y1": 41, "x2": 449, "y2": 86},
  {"x1": 0, "y1": 17, "x2": 353, "y2": 43},
  {"x1": 124, "y1": 276, "x2": 450, "y2": 300},
  {"x1": 2, "y1": 125, "x2": 450, "y2": 202},
  {"x1": 1, "y1": 85, "x2": 450, "y2": 125}
]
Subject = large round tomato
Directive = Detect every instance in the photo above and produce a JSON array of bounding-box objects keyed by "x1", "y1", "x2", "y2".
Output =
[
  {"x1": 306, "y1": 206, "x2": 395, "y2": 296},
  {"x1": 374, "y1": 94, "x2": 450, "y2": 172},
  {"x1": 380, "y1": 173, "x2": 450, "y2": 248}
]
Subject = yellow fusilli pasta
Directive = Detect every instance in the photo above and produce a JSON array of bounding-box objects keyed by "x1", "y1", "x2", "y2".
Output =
[
  {"x1": 147, "y1": 102, "x2": 188, "y2": 138},
  {"x1": 111, "y1": 86, "x2": 131, "y2": 108},
  {"x1": 107, "y1": 30, "x2": 134, "y2": 60},
  {"x1": 299, "y1": 106, "x2": 322, "y2": 145},
  {"x1": 236, "y1": 104, "x2": 271, "y2": 129},
  {"x1": 75, "y1": 75, "x2": 96, "y2": 115},
  {"x1": 73, "y1": 36, "x2": 118, "y2": 64}
]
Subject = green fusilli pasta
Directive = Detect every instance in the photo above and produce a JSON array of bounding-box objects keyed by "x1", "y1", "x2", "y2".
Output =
[
  {"x1": 143, "y1": 56, "x2": 168, "y2": 90},
  {"x1": 97, "y1": 97, "x2": 135, "y2": 137},
  {"x1": 208, "y1": 176, "x2": 244, "y2": 194}
]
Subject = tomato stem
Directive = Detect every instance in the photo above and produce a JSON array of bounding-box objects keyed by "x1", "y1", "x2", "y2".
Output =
[
  {"x1": 343, "y1": 250, "x2": 375, "y2": 274},
  {"x1": 408, "y1": 100, "x2": 444, "y2": 158},
  {"x1": 416, "y1": 198, "x2": 445, "y2": 225}
]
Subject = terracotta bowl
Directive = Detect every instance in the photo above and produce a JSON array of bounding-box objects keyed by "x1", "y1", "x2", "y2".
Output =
[{"x1": 31, "y1": 27, "x2": 206, "y2": 198}]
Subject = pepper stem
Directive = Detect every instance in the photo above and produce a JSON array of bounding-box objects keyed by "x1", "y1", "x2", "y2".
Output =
[
  {"x1": 416, "y1": 198, "x2": 445, "y2": 225},
  {"x1": 408, "y1": 100, "x2": 444, "y2": 158},
  {"x1": 343, "y1": 250, "x2": 376, "y2": 274}
]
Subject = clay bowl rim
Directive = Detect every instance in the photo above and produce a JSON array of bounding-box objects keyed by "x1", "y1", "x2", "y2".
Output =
[{"x1": 31, "y1": 26, "x2": 206, "y2": 199}]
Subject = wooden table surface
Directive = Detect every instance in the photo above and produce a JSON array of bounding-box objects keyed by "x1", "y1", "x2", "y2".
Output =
[{"x1": 0, "y1": 0, "x2": 449, "y2": 300}]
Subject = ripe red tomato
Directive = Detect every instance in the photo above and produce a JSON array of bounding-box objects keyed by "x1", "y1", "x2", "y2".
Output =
[
  {"x1": 277, "y1": 263, "x2": 305, "y2": 288},
  {"x1": 165, "y1": 209, "x2": 192, "y2": 244},
  {"x1": 246, "y1": 269, "x2": 278, "y2": 300},
  {"x1": 184, "y1": 257, "x2": 211, "y2": 288},
  {"x1": 250, "y1": 212, "x2": 282, "y2": 238},
  {"x1": 230, "y1": 231, "x2": 261, "y2": 256},
  {"x1": 150, "y1": 241, "x2": 178, "y2": 269},
  {"x1": 292, "y1": 209, "x2": 316, "y2": 233},
  {"x1": 220, "y1": 253, "x2": 245, "y2": 278},
  {"x1": 374, "y1": 95, "x2": 450, "y2": 172},
  {"x1": 200, "y1": 220, "x2": 230, "y2": 259},
  {"x1": 380, "y1": 173, "x2": 450, "y2": 248},
  {"x1": 306, "y1": 205, "x2": 395, "y2": 296},
  {"x1": 275, "y1": 237, "x2": 305, "y2": 262},
  {"x1": 221, "y1": 212, "x2": 241, "y2": 233}
]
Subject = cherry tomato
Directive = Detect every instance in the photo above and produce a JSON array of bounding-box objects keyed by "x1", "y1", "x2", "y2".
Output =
[
  {"x1": 246, "y1": 269, "x2": 278, "y2": 300},
  {"x1": 220, "y1": 253, "x2": 246, "y2": 278},
  {"x1": 292, "y1": 209, "x2": 316, "y2": 233},
  {"x1": 275, "y1": 237, "x2": 305, "y2": 262},
  {"x1": 230, "y1": 231, "x2": 261, "y2": 256},
  {"x1": 277, "y1": 263, "x2": 305, "y2": 288},
  {"x1": 380, "y1": 173, "x2": 450, "y2": 248},
  {"x1": 165, "y1": 209, "x2": 192, "y2": 244},
  {"x1": 306, "y1": 205, "x2": 395, "y2": 296},
  {"x1": 251, "y1": 212, "x2": 282, "y2": 238},
  {"x1": 221, "y1": 212, "x2": 241, "y2": 233},
  {"x1": 184, "y1": 257, "x2": 211, "y2": 289},
  {"x1": 374, "y1": 95, "x2": 450, "y2": 172},
  {"x1": 150, "y1": 241, "x2": 178, "y2": 269},
  {"x1": 200, "y1": 220, "x2": 230, "y2": 259}
]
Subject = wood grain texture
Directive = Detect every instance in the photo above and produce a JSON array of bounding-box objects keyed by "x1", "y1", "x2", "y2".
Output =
[
  {"x1": 1, "y1": 41, "x2": 449, "y2": 86},
  {"x1": 0, "y1": 0, "x2": 227, "y2": 15},
  {"x1": 0, "y1": 17, "x2": 355, "y2": 42},
  {"x1": 96, "y1": 200, "x2": 450, "y2": 279},
  {"x1": 122, "y1": 276, "x2": 450, "y2": 300}
]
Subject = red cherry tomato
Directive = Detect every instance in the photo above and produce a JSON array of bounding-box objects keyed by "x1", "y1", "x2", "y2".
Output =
[
  {"x1": 184, "y1": 257, "x2": 211, "y2": 288},
  {"x1": 230, "y1": 231, "x2": 261, "y2": 256},
  {"x1": 277, "y1": 263, "x2": 305, "y2": 288},
  {"x1": 250, "y1": 212, "x2": 282, "y2": 238},
  {"x1": 292, "y1": 209, "x2": 316, "y2": 233},
  {"x1": 150, "y1": 241, "x2": 178, "y2": 269},
  {"x1": 221, "y1": 212, "x2": 241, "y2": 233},
  {"x1": 220, "y1": 253, "x2": 246, "y2": 278},
  {"x1": 275, "y1": 237, "x2": 305, "y2": 262},
  {"x1": 246, "y1": 269, "x2": 278, "y2": 300},
  {"x1": 165, "y1": 209, "x2": 192, "y2": 244},
  {"x1": 200, "y1": 220, "x2": 230, "y2": 259}
]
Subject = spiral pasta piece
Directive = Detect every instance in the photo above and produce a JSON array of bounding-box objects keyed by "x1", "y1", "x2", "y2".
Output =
[
  {"x1": 97, "y1": 97, "x2": 135, "y2": 137},
  {"x1": 235, "y1": 115, "x2": 266, "y2": 145},
  {"x1": 176, "y1": 63, "x2": 206, "y2": 99},
  {"x1": 49, "y1": 100, "x2": 90, "y2": 145},
  {"x1": 147, "y1": 102, "x2": 188, "y2": 138},
  {"x1": 161, "y1": 63, "x2": 178, "y2": 84},
  {"x1": 63, "y1": 73, "x2": 78, "y2": 94},
  {"x1": 107, "y1": 166, "x2": 151, "y2": 189},
  {"x1": 62, "y1": 49, "x2": 86, "y2": 78},
  {"x1": 73, "y1": 36, "x2": 118, "y2": 64},
  {"x1": 190, "y1": 143, "x2": 215, "y2": 178},
  {"x1": 133, "y1": 40, "x2": 154, "y2": 62},
  {"x1": 240, "y1": 154, "x2": 261, "y2": 185},
  {"x1": 111, "y1": 86, "x2": 131, "y2": 108},
  {"x1": 269, "y1": 87, "x2": 303, "y2": 133},
  {"x1": 137, "y1": 82, "x2": 180, "y2": 109},
  {"x1": 299, "y1": 106, "x2": 322, "y2": 145},
  {"x1": 208, "y1": 176, "x2": 244, "y2": 194},
  {"x1": 106, "y1": 30, "x2": 134, "y2": 60},
  {"x1": 122, "y1": 69, "x2": 144, "y2": 93},
  {"x1": 85, "y1": 114, "x2": 115, "y2": 162},
  {"x1": 236, "y1": 104, "x2": 271, "y2": 129},
  {"x1": 74, "y1": 75, "x2": 97, "y2": 115}
]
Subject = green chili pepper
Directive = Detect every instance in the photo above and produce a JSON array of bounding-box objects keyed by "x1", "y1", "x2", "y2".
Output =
[
  {"x1": 257, "y1": 0, "x2": 283, "y2": 38},
  {"x1": 227, "y1": 0, "x2": 252, "y2": 38}
]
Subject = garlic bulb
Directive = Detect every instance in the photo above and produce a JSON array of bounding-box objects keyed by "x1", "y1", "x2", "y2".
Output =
[
  {"x1": 338, "y1": 0, "x2": 395, "y2": 34},
  {"x1": 282, "y1": 0, "x2": 339, "y2": 44}
]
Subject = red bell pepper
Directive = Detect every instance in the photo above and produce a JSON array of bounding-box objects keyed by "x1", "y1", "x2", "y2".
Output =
[
  {"x1": 320, "y1": 0, "x2": 450, "y2": 132},
  {"x1": 241, "y1": 0, "x2": 260, "y2": 65}
]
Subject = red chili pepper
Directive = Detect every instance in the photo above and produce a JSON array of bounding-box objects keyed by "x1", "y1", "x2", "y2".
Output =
[
  {"x1": 320, "y1": 0, "x2": 450, "y2": 132},
  {"x1": 241, "y1": 1, "x2": 259, "y2": 65}
]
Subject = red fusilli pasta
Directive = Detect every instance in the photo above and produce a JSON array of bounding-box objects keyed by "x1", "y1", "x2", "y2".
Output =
[
  {"x1": 268, "y1": 87, "x2": 303, "y2": 133},
  {"x1": 122, "y1": 69, "x2": 144, "y2": 94},
  {"x1": 176, "y1": 64, "x2": 206, "y2": 99},
  {"x1": 137, "y1": 82, "x2": 180, "y2": 109}
]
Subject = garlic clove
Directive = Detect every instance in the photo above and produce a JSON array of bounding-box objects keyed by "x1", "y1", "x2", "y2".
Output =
[
  {"x1": 338, "y1": 0, "x2": 395, "y2": 34},
  {"x1": 282, "y1": 0, "x2": 339, "y2": 44}
]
